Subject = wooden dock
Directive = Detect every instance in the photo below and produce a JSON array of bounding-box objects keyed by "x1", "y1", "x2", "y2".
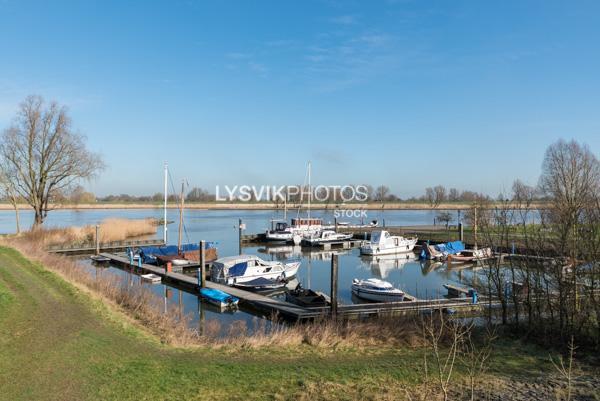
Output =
[
  {"x1": 48, "y1": 239, "x2": 164, "y2": 255},
  {"x1": 443, "y1": 283, "x2": 472, "y2": 298}
]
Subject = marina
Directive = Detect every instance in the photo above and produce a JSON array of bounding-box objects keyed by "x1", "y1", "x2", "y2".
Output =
[{"x1": 2, "y1": 208, "x2": 502, "y2": 327}]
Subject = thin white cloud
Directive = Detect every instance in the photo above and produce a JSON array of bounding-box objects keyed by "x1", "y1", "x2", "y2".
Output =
[
  {"x1": 248, "y1": 61, "x2": 268, "y2": 76},
  {"x1": 329, "y1": 15, "x2": 358, "y2": 25},
  {"x1": 226, "y1": 52, "x2": 252, "y2": 60}
]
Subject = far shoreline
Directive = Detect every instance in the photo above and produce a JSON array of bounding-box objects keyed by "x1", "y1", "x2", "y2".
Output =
[{"x1": 0, "y1": 201, "x2": 547, "y2": 211}]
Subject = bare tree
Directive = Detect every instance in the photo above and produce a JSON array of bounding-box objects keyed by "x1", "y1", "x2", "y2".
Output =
[
  {"x1": 433, "y1": 185, "x2": 447, "y2": 206},
  {"x1": 425, "y1": 187, "x2": 435, "y2": 207},
  {"x1": 374, "y1": 185, "x2": 390, "y2": 202},
  {"x1": 460, "y1": 326, "x2": 496, "y2": 401},
  {"x1": 539, "y1": 140, "x2": 600, "y2": 259},
  {"x1": 0, "y1": 95, "x2": 104, "y2": 227},
  {"x1": 550, "y1": 336, "x2": 577, "y2": 401},
  {"x1": 0, "y1": 172, "x2": 21, "y2": 233},
  {"x1": 448, "y1": 187, "x2": 460, "y2": 202},
  {"x1": 422, "y1": 312, "x2": 469, "y2": 401},
  {"x1": 436, "y1": 211, "x2": 453, "y2": 228}
]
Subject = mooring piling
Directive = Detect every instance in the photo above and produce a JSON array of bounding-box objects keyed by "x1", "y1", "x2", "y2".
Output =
[
  {"x1": 95, "y1": 225, "x2": 100, "y2": 255},
  {"x1": 238, "y1": 219, "x2": 242, "y2": 254},
  {"x1": 200, "y1": 240, "x2": 206, "y2": 288},
  {"x1": 330, "y1": 254, "x2": 339, "y2": 318}
]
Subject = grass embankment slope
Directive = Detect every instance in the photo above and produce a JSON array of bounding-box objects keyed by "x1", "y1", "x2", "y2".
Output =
[{"x1": 0, "y1": 246, "x2": 574, "y2": 401}]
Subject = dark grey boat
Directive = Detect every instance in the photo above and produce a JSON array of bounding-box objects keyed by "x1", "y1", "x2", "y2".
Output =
[{"x1": 286, "y1": 285, "x2": 330, "y2": 308}]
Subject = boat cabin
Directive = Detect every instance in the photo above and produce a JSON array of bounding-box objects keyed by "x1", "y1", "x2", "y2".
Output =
[
  {"x1": 211, "y1": 255, "x2": 282, "y2": 282},
  {"x1": 370, "y1": 231, "x2": 396, "y2": 245},
  {"x1": 291, "y1": 218, "x2": 323, "y2": 229},
  {"x1": 272, "y1": 222, "x2": 289, "y2": 232}
]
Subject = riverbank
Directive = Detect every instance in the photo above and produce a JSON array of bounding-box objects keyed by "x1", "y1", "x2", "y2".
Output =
[
  {"x1": 0, "y1": 201, "x2": 548, "y2": 211},
  {"x1": 1, "y1": 245, "x2": 597, "y2": 400}
]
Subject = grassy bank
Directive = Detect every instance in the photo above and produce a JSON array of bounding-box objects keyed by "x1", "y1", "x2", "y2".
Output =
[{"x1": 0, "y1": 245, "x2": 595, "y2": 400}]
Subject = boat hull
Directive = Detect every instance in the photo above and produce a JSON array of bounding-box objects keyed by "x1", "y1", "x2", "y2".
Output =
[
  {"x1": 360, "y1": 243, "x2": 417, "y2": 256},
  {"x1": 265, "y1": 232, "x2": 294, "y2": 242},
  {"x1": 232, "y1": 278, "x2": 287, "y2": 292},
  {"x1": 225, "y1": 261, "x2": 300, "y2": 285},
  {"x1": 199, "y1": 288, "x2": 239, "y2": 309},
  {"x1": 285, "y1": 289, "x2": 330, "y2": 307},
  {"x1": 351, "y1": 285, "x2": 405, "y2": 302}
]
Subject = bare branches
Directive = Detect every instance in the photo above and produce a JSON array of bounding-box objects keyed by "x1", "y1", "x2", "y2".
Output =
[
  {"x1": 550, "y1": 336, "x2": 577, "y2": 401},
  {"x1": 0, "y1": 95, "x2": 104, "y2": 227}
]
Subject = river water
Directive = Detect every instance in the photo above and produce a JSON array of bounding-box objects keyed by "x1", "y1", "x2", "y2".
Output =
[{"x1": 0, "y1": 208, "x2": 483, "y2": 333}]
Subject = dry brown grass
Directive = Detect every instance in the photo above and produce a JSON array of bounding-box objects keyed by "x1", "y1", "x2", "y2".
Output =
[
  {"x1": 19, "y1": 218, "x2": 158, "y2": 247},
  {"x1": 1, "y1": 236, "x2": 426, "y2": 350}
]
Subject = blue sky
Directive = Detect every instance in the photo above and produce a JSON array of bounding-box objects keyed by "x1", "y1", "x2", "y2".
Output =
[{"x1": 1, "y1": 0, "x2": 599, "y2": 198}]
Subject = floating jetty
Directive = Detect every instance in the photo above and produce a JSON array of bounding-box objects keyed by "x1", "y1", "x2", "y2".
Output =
[
  {"x1": 443, "y1": 283, "x2": 472, "y2": 298},
  {"x1": 48, "y1": 239, "x2": 164, "y2": 255},
  {"x1": 100, "y1": 252, "x2": 490, "y2": 320}
]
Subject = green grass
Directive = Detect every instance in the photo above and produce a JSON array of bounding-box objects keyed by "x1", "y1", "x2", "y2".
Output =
[{"x1": 0, "y1": 245, "x2": 559, "y2": 401}]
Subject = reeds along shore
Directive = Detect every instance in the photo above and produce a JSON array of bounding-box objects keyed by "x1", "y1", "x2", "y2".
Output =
[{"x1": 19, "y1": 218, "x2": 158, "y2": 247}]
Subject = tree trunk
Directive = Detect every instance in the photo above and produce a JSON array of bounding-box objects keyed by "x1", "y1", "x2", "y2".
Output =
[
  {"x1": 33, "y1": 208, "x2": 44, "y2": 227},
  {"x1": 13, "y1": 204, "x2": 20, "y2": 234}
]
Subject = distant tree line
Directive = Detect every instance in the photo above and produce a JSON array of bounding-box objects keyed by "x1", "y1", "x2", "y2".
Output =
[{"x1": 4, "y1": 184, "x2": 542, "y2": 205}]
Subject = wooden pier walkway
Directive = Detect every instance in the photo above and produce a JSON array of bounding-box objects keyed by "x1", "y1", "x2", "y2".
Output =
[
  {"x1": 443, "y1": 283, "x2": 472, "y2": 297},
  {"x1": 100, "y1": 252, "x2": 493, "y2": 320},
  {"x1": 100, "y1": 253, "x2": 317, "y2": 319},
  {"x1": 49, "y1": 239, "x2": 164, "y2": 255}
]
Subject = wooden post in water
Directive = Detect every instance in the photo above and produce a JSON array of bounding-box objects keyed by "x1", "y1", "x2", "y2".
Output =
[
  {"x1": 330, "y1": 254, "x2": 339, "y2": 319},
  {"x1": 198, "y1": 297, "x2": 205, "y2": 336},
  {"x1": 474, "y1": 207, "x2": 478, "y2": 249},
  {"x1": 458, "y1": 222, "x2": 464, "y2": 242},
  {"x1": 199, "y1": 240, "x2": 206, "y2": 288},
  {"x1": 238, "y1": 219, "x2": 242, "y2": 254},
  {"x1": 95, "y1": 225, "x2": 100, "y2": 255},
  {"x1": 334, "y1": 217, "x2": 338, "y2": 232}
]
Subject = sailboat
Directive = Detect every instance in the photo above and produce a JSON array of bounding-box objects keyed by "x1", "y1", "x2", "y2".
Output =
[
  {"x1": 133, "y1": 164, "x2": 217, "y2": 266},
  {"x1": 265, "y1": 162, "x2": 323, "y2": 244}
]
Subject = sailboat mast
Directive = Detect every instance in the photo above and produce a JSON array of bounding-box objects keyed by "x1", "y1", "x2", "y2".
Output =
[
  {"x1": 178, "y1": 180, "x2": 184, "y2": 253},
  {"x1": 163, "y1": 162, "x2": 168, "y2": 244},
  {"x1": 307, "y1": 161, "x2": 311, "y2": 220},
  {"x1": 284, "y1": 189, "x2": 287, "y2": 221}
]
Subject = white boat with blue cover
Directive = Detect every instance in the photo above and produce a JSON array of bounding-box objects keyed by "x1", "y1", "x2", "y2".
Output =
[
  {"x1": 199, "y1": 288, "x2": 239, "y2": 309},
  {"x1": 351, "y1": 278, "x2": 405, "y2": 302},
  {"x1": 211, "y1": 255, "x2": 300, "y2": 285}
]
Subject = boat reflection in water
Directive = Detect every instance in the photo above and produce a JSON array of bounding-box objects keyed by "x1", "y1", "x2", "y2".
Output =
[
  {"x1": 257, "y1": 245, "x2": 351, "y2": 261},
  {"x1": 360, "y1": 252, "x2": 417, "y2": 279}
]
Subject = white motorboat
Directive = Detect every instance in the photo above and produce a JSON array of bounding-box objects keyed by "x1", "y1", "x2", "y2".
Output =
[
  {"x1": 447, "y1": 247, "x2": 493, "y2": 263},
  {"x1": 265, "y1": 221, "x2": 295, "y2": 242},
  {"x1": 351, "y1": 278, "x2": 405, "y2": 302},
  {"x1": 265, "y1": 218, "x2": 324, "y2": 243},
  {"x1": 211, "y1": 254, "x2": 301, "y2": 285},
  {"x1": 302, "y1": 230, "x2": 353, "y2": 246},
  {"x1": 360, "y1": 230, "x2": 418, "y2": 256},
  {"x1": 140, "y1": 273, "x2": 162, "y2": 284}
]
